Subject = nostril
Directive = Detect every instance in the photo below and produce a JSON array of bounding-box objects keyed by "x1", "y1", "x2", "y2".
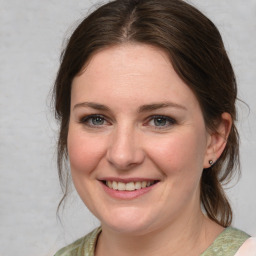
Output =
[
  {"x1": 106, "y1": 132, "x2": 145, "y2": 170},
  {"x1": 106, "y1": 148, "x2": 145, "y2": 170}
]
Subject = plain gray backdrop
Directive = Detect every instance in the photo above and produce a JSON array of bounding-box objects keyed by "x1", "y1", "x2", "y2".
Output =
[{"x1": 0, "y1": 1, "x2": 255, "y2": 255}]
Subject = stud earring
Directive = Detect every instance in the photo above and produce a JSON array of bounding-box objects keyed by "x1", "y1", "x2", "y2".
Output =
[{"x1": 209, "y1": 160, "x2": 214, "y2": 166}]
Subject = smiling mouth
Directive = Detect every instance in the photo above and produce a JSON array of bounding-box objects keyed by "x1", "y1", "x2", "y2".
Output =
[{"x1": 102, "y1": 180, "x2": 159, "y2": 191}]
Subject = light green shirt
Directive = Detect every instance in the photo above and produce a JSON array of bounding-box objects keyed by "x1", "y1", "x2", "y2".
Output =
[{"x1": 55, "y1": 227, "x2": 250, "y2": 256}]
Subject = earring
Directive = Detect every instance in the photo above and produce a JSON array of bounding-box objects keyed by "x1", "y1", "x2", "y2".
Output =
[{"x1": 209, "y1": 160, "x2": 214, "y2": 166}]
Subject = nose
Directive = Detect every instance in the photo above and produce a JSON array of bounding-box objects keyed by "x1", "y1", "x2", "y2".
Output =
[{"x1": 106, "y1": 125, "x2": 145, "y2": 170}]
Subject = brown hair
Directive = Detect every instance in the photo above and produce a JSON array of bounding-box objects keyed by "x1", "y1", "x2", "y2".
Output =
[{"x1": 53, "y1": 0, "x2": 239, "y2": 227}]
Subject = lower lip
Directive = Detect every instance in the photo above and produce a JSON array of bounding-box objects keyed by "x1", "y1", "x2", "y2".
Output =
[{"x1": 100, "y1": 182, "x2": 157, "y2": 200}]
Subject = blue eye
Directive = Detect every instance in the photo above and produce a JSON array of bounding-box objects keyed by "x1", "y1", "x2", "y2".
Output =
[
  {"x1": 80, "y1": 115, "x2": 107, "y2": 127},
  {"x1": 148, "y1": 115, "x2": 176, "y2": 128},
  {"x1": 154, "y1": 117, "x2": 168, "y2": 126},
  {"x1": 91, "y1": 116, "x2": 105, "y2": 125}
]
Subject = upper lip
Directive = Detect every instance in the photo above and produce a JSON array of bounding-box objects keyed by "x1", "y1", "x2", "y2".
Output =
[{"x1": 98, "y1": 177, "x2": 160, "y2": 183}]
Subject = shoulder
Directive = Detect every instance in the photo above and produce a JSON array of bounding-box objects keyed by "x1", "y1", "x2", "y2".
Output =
[
  {"x1": 54, "y1": 227, "x2": 102, "y2": 256},
  {"x1": 235, "y1": 237, "x2": 256, "y2": 256},
  {"x1": 201, "y1": 227, "x2": 250, "y2": 256}
]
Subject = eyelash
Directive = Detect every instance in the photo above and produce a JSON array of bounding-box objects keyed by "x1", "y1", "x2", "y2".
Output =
[
  {"x1": 146, "y1": 115, "x2": 176, "y2": 129},
  {"x1": 79, "y1": 114, "x2": 176, "y2": 129},
  {"x1": 79, "y1": 114, "x2": 110, "y2": 128}
]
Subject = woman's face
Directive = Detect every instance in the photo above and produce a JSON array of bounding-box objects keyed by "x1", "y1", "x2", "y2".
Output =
[{"x1": 68, "y1": 44, "x2": 212, "y2": 234}]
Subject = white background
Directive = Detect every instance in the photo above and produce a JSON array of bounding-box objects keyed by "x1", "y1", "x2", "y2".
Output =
[{"x1": 0, "y1": 1, "x2": 255, "y2": 255}]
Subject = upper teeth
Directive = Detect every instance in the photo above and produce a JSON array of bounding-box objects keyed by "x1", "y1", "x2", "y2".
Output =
[{"x1": 106, "y1": 181, "x2": 155, "y2": 191}]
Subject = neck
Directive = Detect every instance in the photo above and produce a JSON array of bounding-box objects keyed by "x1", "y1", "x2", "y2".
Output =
[{"x1": 95, "y1": 208, "x2": 223, "y2": 256}]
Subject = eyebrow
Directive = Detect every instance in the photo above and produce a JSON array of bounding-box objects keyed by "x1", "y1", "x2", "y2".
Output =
[
  {"x1": 73, "y1": 102, "x2": 110, "y2": 111},
  {"x1": 138, "y1": 102, "x2": 187, "y2": 112},
  {"x1": 73, "y1": 101, "x2": 187, "y2": 112}
]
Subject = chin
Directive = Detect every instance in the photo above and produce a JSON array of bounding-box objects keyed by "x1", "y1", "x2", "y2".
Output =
[{"x1": 99, "y1": 207, "x2": 156, "y2": 235}]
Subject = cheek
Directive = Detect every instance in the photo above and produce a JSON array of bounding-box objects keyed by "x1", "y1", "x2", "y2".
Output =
[
  {"x1": 67, "y1": 129, "x2": 107, "y2": 175},
  {"x1": 146, "y1": 130, "x2": 207, "y2": 178}
]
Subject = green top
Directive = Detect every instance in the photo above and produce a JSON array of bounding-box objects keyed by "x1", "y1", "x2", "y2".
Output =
[
  {"x1": 201, "y1": 227, "x2": 249, "y2": 255},
  {"x1": 55, "y1": 227, "x2": 250, "y2": 256}
]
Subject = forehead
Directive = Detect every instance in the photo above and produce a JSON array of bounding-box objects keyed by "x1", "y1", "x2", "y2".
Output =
[
  {"x1": 80, "y1": 44, "x2": 173, "y2": 86},
  {"x1": 71, "y1": 43, "x2": 200, "y2": 111}
]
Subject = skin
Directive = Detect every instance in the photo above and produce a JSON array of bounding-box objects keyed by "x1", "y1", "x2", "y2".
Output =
[{"x1": 68, "y1": 44, "x2": 231, "y2": 256}]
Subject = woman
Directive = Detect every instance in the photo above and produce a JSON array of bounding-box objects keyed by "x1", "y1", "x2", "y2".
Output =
[{"x1": 53, "y1": 0, "x2": 256, "y2": 255}]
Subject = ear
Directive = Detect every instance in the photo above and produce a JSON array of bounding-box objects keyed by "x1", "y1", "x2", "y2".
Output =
[{"x1": 203, "y1": 113, "x2": 232, "y2": 168}]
